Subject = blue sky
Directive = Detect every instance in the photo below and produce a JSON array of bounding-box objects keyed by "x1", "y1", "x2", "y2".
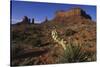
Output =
[{"x1": 11, "y1": 1, "x2": 96, "y2": 24}]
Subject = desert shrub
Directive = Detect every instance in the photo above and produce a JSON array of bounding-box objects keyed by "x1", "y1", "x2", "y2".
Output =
[
  {"x1": 65, "y1": 29, "x2": 77, "y2": 36},
  {"x1": 12, "y1": 31, "x2": 27, "y2": 42},
  {"x1": 24, "y1": 36, "x2": 42, "y2": 47},
  {"x1": 51, "y1": 29, "x2": 95, "y2": 63},
  {"x1": 60, "y1": 44, "x2": 86, "y2": 63},
  {"x1": 11, "y1": 43, "x2": 25, "y2": 59},
  {"x1": 59, "y1": 40, "x2": 95, "y2": 63},
  {"x1": 12, "y1": 31, "x2": 19, "y2": 40}
]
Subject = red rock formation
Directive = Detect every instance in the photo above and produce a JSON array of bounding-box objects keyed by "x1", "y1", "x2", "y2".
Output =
[{"x1": 54, "y1": 8, "x2": 91, "y2": 22}]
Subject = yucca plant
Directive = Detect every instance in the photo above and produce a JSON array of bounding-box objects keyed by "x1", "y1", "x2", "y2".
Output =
[
  {"x1": 51, "y1": 29, "x2": 95, "y2": 63},
  {"x1": 59, "y1": 39, "x2": 93, "y2": 63}
]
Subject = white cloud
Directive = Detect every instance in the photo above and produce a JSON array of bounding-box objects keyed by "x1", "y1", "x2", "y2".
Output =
[{"x1": 11, "y1": 19, "x2": 22, "y2": 24}]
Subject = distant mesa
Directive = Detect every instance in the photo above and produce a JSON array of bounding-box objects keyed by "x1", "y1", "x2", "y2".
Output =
[
  {"x1": 14, "y1": 7, "x2": 92, "y2": 25},
  {"x1": 54, "y1": 8, "x2": 92, "y2": 21}
]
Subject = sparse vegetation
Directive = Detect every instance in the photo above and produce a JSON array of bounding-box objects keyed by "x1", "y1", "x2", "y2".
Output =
[
  {"x1": 11, "y1": 7, "x2": 96, "y2": 66},
  {"x1": 51, "y1": 30, "x2": 95, "y2": 63},
  {"x1": 65, "y1": 29, "x2": 77, "y2": 36},
  {"x1": 59, "y1": 40, "x2": 91, "y2": 63}
]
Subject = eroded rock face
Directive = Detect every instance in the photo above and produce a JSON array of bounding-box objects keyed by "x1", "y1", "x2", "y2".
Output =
[{"x1": 54, "y1": 8, "x2": 92, "y2": 22}]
